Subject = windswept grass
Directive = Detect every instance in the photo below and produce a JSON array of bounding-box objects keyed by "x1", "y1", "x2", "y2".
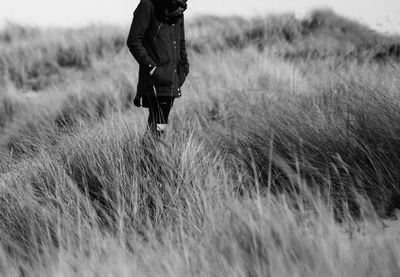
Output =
[
  {"x1": 1, "y1": 115, "x2": 399, "y2": 276},
  {"x1": 1, "y1": 10, "x2": 400, "y2": 276},
  {"x1": 0, "y1": 26, "x2": 125, "y2": 90},
  {"x1": 188, "y1": 9, "x2": 400, "y2": 61}
]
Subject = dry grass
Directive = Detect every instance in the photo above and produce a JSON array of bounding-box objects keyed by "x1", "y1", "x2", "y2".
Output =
[{"x1": 1, "y1": 10, "x2": 400, "y2": 276}]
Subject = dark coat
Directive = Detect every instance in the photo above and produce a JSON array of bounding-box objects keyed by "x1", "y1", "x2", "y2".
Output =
[{"x1": 127, "y1": 0, "x2": 189, "y2": 104}]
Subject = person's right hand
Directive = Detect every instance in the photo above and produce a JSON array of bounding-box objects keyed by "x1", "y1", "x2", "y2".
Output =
[{"x1": 133, "y1": 95, "x2": 141, "y2": 107}]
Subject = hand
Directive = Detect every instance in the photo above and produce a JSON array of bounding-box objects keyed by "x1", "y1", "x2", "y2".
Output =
[
  {"x1": 133, "y1": 95, "x2": 141, "y2": 107},
  {"x1": 150, "y1": 66, "x2": 157, "y2": 76}
]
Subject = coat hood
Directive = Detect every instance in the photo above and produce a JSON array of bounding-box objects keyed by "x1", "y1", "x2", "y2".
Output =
[{"x1": 152, "y1": 0, "x2": 187, "y2": 24}]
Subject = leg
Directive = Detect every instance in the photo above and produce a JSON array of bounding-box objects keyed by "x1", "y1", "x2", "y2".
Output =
[
  {"x1": 147, "y1": 97, "x2": 159, "y2": 134},
  {"x1": 156, "y1": 97, "x2": 174, "y2": 133},
  {"x1": 147, "y1": 97, "x2": 174, "y2": 136}
]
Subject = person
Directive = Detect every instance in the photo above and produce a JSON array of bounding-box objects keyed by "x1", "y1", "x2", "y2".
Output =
[{"x1": 127, "y1": 0, "x2": 189, "y2": 136}]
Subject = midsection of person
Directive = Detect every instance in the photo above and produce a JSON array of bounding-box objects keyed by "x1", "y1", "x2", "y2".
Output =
[{"x1": 148, "y1": 23, "x2": 181, "y2": 90}]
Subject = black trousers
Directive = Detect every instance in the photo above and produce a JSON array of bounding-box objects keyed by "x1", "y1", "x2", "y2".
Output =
[{"x1": 146, "y1": 96, "x2": 175, "y2": 133}]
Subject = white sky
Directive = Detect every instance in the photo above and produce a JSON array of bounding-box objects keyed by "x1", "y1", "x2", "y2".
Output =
[{"x1": 1, "y1": 0, "x2": 400, "y2": 34}]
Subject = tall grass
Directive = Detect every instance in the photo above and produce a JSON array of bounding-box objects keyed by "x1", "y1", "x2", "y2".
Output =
[
  {"x1": 187, "y1": 9, "x2": 400, "y2": 60},
  {"x1": 1, "y1": 10, "x2": 400, "y2": 276},
  {"x1": 0, "y1": 26, "x2": 125, "y2": 90},
  {"x1": 1, "y1": 115, "x2": 400, "y2": 276}
]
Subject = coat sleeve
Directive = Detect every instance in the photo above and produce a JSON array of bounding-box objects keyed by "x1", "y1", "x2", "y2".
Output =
[
  {"x1": 127, "y1": 1, "x2": 156, "y2": 71},
  {"x1": 179, "y1": 16, "x2": 189, "y2": 76}
]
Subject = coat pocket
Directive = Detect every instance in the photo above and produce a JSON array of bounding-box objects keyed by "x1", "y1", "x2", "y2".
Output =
[{"x1": 152, "y1": 61, "x2": 173, "y2": 87}]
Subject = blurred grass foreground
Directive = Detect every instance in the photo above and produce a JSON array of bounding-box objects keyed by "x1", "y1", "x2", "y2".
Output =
[{"x1": 1, "y1": 9, "x2": 400, "y2": 276}]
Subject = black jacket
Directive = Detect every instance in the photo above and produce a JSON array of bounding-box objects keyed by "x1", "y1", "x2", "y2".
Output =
[{"x1": 127, "y1": 0, "x2": 189, "y2": 102}]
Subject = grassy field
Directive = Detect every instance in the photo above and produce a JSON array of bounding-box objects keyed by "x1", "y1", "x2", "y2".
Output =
[{"x1": 1, "y1": 9, "x2": 400, "y2": 276}]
